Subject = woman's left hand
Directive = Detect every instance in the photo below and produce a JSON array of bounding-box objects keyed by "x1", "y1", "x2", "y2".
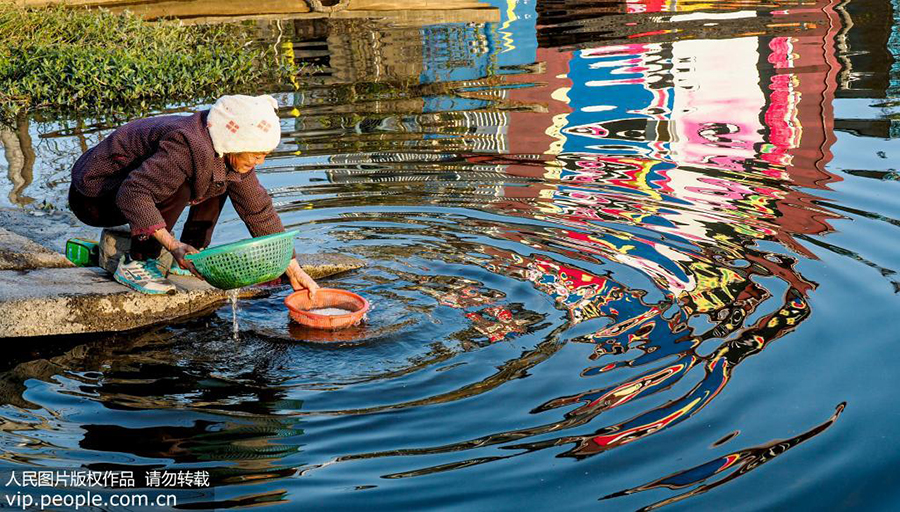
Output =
[
  {"x1": 286, "y1": 259, "x2": 319, "y2": 297},
  {"x1": 170, "y1": 242, "x2": 203, "y2": 279}
]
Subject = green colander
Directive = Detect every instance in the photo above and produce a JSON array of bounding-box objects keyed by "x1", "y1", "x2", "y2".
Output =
[{"x1": 184, "y1": 230, "x2": 299, "y2": 290}]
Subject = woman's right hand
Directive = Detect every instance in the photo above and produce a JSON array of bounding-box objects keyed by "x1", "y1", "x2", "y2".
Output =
[
  {"x1": 286, "y1": 259, "x2": 319, "y2": 297},
  {"x1": 170, "y1": 242, "x2": 202, "y2": 278}
]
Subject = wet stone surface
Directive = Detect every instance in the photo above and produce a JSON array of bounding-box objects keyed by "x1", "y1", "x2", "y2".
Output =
[
  {"x1": 0, "y1": 251, "x2": 365, "y2": 338},
  {"x1": 0, "y1": 227, "x2": 72, "y2": 271}
]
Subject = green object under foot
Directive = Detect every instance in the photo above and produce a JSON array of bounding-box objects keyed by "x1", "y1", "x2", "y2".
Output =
[{"x1": 65, "y1": 238, "x2": 99, "y2": 267}]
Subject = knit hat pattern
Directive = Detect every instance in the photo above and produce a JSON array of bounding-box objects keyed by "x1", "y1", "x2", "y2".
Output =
[{"x1": 207, "y1": 94, "x2": 281, "y2": 156}]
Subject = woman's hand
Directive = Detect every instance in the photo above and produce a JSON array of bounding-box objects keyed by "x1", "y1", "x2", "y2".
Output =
[
  {"x1": 153, "y1": 228, "x2": 203, "y2": 279},
  {"x1": 286, "y1": 258, "x2": 319, "y2": 297},
  {"x1": 170, "y1": 242, "x2": 202, "y2": 279}
]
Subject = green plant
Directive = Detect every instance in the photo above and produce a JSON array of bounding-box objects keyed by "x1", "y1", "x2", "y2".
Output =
[{"x1": 0, "y1": 5, "x2": 305, "y2": 124}]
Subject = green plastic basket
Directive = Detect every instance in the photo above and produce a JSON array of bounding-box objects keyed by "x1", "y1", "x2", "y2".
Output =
[{"x1": 184, "y1": 230, "x2": 299, "y2": 290}]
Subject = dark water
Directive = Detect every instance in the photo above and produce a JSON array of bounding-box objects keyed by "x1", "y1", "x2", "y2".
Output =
[{"x1": 3, "y1": 0, "x2": 900, "y2": 509}]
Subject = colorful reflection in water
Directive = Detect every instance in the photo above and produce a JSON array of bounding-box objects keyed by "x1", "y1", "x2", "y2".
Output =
[{"x1": 2, "y1": 0, "x2": 900, "y2": 509}]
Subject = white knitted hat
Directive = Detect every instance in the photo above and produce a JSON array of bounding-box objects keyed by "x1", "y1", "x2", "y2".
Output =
[{"x1": 207, "y1": 94, "x2": 281, "y2": 157}]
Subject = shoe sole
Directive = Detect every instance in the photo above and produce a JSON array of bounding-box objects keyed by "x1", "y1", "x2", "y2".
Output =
[{"x1": 114, "y1": 273, "x2": 177, "y2": 295}]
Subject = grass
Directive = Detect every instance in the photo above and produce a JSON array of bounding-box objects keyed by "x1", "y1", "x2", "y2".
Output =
[{"x1": 0, "y1": 5, "x2": 305, "y2": 124}]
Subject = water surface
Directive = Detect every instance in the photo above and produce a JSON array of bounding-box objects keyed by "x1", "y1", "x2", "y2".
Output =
[{"x1": 2, "y1": 0, "x2": 900, "y2": 509}]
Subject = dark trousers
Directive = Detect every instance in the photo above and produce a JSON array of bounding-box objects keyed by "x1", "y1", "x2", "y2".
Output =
[{"x1": 68, "y1": 183, "x2": 226, "y2": 261}]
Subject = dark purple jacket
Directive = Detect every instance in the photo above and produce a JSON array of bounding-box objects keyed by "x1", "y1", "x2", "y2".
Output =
[{"x1": 71, "y1": 111, "x2": 283, "y2": 237}]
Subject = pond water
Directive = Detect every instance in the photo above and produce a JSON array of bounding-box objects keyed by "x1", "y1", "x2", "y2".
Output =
[{"x1": 2, "y1": 0, "x2": 900, "y2": 509}]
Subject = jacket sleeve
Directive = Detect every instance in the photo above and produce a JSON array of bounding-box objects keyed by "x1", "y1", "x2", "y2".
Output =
[
  {"x1": 115, "y1": 135, "x2": 191, "y2": 237},
  {"x1": 227, "y1": 170, "x2": 284, "y2": 237}
]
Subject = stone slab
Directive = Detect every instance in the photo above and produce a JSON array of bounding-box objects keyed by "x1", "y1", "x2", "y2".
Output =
[
  {"x1": 0, "y1": 267, "x2": 263, "y2": 338},
  {"x1": 295, "y1": 252, "x2": 366, "y2": 279},
  {"x1": 0, "y1": 227, "x2": 73, "y2": 271},
  {"x1": 0, "y1": 253, "x2": 366, "y2": 338}
]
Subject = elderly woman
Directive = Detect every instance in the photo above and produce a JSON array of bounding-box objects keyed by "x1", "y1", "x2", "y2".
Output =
[{"x1": 68, "y1": 94, "x2": 319, "y2": 295}]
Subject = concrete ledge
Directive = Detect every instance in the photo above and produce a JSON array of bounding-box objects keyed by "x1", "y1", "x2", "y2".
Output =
[
  {"x1": 0, "y1": 210, "x2": 368, "y2": 337},
  {"x1": 295, "y1": 252, "x2": 366, "y2": 280},
  {"x1": 0, "y1": 254, "x2": 366, "y2": 338},
  {"x1": 0, "y1": 228, "x2": 73, "y2": 271},
  {"x1": 0, "y1": 268, "x2": 258, "y2": 337}
]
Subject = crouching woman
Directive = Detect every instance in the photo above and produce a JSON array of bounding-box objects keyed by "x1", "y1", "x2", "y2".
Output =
[{"x1": 68, "y1": 94, "x2": 319, "y2": 295}]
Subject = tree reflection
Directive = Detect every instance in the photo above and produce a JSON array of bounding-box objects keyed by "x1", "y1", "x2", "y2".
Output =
[{"x1": 0, "y1": 112, "x2": 35, "y2": 206}]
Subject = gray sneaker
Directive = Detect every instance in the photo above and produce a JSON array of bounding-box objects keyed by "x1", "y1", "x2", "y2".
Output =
[{"x1": 114, "y1": 256, "x2": 177, "y2": 295}]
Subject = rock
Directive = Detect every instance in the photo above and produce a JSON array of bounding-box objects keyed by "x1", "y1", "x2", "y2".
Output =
[
  {"x1": 0, "y1": 214, "x2": 368, "y2": 338},
  {"x1": 99, "y1": 226, "x2": 131, "y2": 274},
  {"x1": 0, "y1": 252, "x2": 366, "y2": 338},
  {"x1": 295, "y1": 252, "x2": 366, "y2": 279},
  {"x1": 0, "y1": 267, "x2": 266, "y2": 338},
  {"x1": 0, "y1": 227, "x2": 73, "y2": 270},
  {"x1": 0, "y1": 208, "x2": 97, "y2": 254}
]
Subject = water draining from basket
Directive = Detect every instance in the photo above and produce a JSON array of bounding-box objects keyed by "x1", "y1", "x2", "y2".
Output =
[{"x1": 226, "y1": 289, "x2": 240, "y2": 340}]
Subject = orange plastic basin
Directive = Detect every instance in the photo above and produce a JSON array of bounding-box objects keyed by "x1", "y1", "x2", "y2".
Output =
[{"x1": 285, "y1": 288, "x2": 369, "y2": 331}]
